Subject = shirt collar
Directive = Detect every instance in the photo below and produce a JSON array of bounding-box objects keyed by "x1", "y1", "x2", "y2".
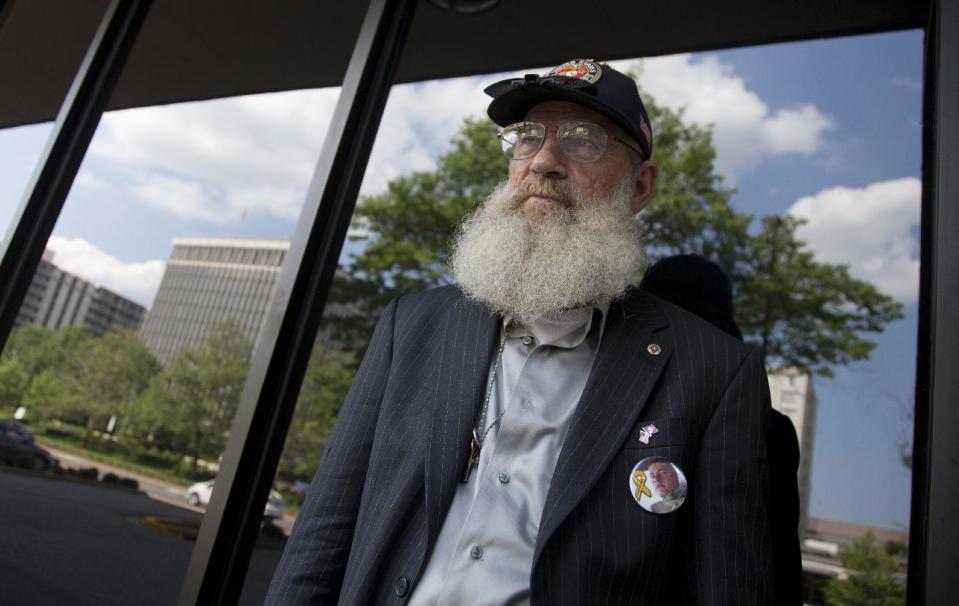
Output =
[{"x1": 504, "y1": 304, "x2": 609, "y2": 351}]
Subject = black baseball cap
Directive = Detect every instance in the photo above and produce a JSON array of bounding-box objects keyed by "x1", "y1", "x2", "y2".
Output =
[{"x1": 485, "y1": 59, "x2": 653, "y2": 160}]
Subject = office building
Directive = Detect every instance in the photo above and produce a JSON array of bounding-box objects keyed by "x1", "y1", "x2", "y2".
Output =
[
  {"x1": 15, "y1": 249, "x2": 57, "y2": 328},
  {"x1": 139, "y1": 237, "x2": 288, "y2": 366},
  {"x1": 15, "y1": 249, "x2": 146, "y2": 335},
  {"x1": 768, "y1": 369, "x2": 818, "y2": 536}
]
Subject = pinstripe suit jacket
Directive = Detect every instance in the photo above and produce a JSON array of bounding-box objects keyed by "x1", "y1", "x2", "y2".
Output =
[{"x1": 266, "y1": 285, "x2": 773, "y2": 605}]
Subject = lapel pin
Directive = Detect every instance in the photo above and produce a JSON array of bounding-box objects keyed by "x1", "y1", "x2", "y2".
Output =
[
  {"x1": 646, "y1": 343, "x2": 662, "y2": 356},
  {"x1": 638, "y1": 423, "x2": 659, "y2": 445},
  {"x1": 629, "y1": 456, "x2": 688, "y2": 514}
]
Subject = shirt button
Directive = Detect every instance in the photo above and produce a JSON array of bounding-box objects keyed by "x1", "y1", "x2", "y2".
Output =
[
  {"x1": 470, "y1": 545, "x2": 484, "y2": 560},
  {"x1": 497, "y1": 472, "x2": 511, "y2": 484},
  {"x1": 394, "y1": 576, "x2": 410, "y2": 597},
  {"x1": 521, "y1": 335, "x2": 534, "y2": 346},
  {"x1": 520, "y1": 397, "x2": 532, "y2": 409}
]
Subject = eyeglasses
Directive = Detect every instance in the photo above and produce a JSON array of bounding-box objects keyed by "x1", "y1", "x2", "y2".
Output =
[{"x1": 498, "y1": 121, "x2": 644, "y2": 163}]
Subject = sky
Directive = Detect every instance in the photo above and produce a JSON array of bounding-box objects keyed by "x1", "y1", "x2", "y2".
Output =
[{"x1": 0, "y1": 29, "x2": 923, "y2": 532}]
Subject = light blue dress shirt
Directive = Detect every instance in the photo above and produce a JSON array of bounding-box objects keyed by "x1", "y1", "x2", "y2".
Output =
[{"x1": 409, "y1": 306, "x2": 607, "y2": 606}]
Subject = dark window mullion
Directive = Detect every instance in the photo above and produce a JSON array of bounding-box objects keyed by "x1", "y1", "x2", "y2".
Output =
[
  {"x1": 177, "y1": 0, "x2": 420, "y2": 603},
  {"x1": 0, "y1": 0, "x2": 153, "y2": 353}
]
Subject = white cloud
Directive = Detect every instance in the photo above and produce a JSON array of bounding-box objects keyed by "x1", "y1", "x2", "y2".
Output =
[
  {"x1": 46, "y1": 236, "x2": 165, "y2": 307},
  {"x1": 132, "y1": 174, "x2": 225, "y2": 223},
  {"x1": 612, "y1": 55, "x2": 833, "y2": 179},
  {"x1": 763, "y1": 105, "x2": 832, "y2": 155},
  {"x1": 86, "y1": 53, "x2": 831, "y2": 224},
  {"x1": 787, "y1": 177, "x2": 921, "y2": 303},
  {"x1": 90, "y1": 76, "x2": 495, "y2": 224},
  {"x1": 359, "y1": 76, "x2": 493, "y2": 194},
  {"x1": 74, "y1": 171, "x2": 110, "y2": 190},
  {"x1": 92, "y1": 89, "x2": 339, "y2": 224}
]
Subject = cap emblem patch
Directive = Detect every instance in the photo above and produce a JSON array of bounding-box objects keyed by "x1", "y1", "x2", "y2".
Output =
[{"x1": 546, "y1": 59, "x2": 603, "y2": 84}]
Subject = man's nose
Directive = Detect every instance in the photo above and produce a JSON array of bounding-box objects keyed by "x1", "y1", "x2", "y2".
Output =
[{"x1": 529, "y1": 133, "x2": 567, "y2": 178}]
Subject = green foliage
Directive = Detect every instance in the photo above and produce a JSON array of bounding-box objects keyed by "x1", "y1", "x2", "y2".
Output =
[
  {"x1": 638, "y1": 95, "x2": 750, "y2": 277},
  {"x1": 738, "y1": 216, "x2": 903, "y2": 376},
  {"x1": 0, "y1": 357, "x2": 28, "y2": 411},
  {"x1": 351, "y1": 117, "x2": 507, "y2": 302},
  {"x1": 0, "y1": 326, "x2": 82, "y2": 412},
  {"x1": 280, "y1": 347, "x2": 358, "y2": 480},
  {"x1": 341, "y1": 92, "x2": 903, "y2": 376},
  {"x1": 824, "y1": 532, "x2": 906, "y2": 606},
  {"x1": 1, "y1": 327, "x2": 161, "y2": 443},
  {"x1": 131, "y1": 319, "x2": 251, "y2": 472}
]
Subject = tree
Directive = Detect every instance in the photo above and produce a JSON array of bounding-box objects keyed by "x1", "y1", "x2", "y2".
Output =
[
  {"x1": 636, "y1": 96, "x2": 751, "y2": 276},
  {"x1": 0, "y1": 326, "x2": 76, "y2": 413},
  {"x1": 133, "y1": 320, "x2": 251, "y2": 472},
  {"x1": 279, "y1": 347, "x2": 358, "y2": 480},
  {"x1": 824, "y1": 532, "x2": 906, "y2": 606},
  {"x1": 0, "y1": 357, "x2": 29, "y2": 413},
  {"x1": 737, "y1": 216, "x2": 903, "y2": 376},
  {"x1": 1, "y1": 326, "x2": 160, "y2": 442},
  {"x1": 351, "y1": 117, "x2": 507, "y2": 304},
  {"x1": 343, "y1": 92, "x2": 903, "y2": 376}
]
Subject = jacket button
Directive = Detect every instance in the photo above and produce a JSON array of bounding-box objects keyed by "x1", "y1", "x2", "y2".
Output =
[{"x1": 395, "y1": 576, "x2": 409, "y2": 597}]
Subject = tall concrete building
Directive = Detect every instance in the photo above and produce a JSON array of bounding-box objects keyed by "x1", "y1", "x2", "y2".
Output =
[
  {"x1": 768, "y1": 369, "x2": 818, "y2": 536},
  {"x1": 15, "y1": 249, "x2": 146, "y2": 335},
  {"x1": 15, "y1": 249, "x2": 57, "y2": 328},
  {"x1": 140, "y1": 237, "x2": 289, "y2": 366}
]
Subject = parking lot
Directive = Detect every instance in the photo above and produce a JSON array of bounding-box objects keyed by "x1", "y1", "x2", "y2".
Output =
[{"x1": 0, "y1": 468, "x2": 284, "y2": 605}]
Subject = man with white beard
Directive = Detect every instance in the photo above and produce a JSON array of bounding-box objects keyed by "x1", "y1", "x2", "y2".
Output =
[{"x1": 267, "y1": 60, "x2": 774, "y2": 606}]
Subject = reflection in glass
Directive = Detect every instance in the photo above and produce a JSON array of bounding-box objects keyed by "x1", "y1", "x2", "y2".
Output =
[
  {"x1": 0, "y1": 26, "x2": 920, "y2": 606},
  {"x1": 250, "y1": 33, "x2": 920, "y2": 606}
]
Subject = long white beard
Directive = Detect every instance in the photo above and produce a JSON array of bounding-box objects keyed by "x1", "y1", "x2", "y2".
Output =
[{"x1": 449, "y1": 176, "x2": 645, "y2": 323}]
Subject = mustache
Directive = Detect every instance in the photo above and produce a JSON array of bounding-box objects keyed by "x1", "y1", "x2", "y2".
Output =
[{"x1": 509, "y1": 179, "x2": 578, "y2": 209}]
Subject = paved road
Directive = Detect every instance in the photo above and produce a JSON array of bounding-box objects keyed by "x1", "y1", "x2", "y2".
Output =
[
  {"x1": 49, "y1": 447, "x2": 191, "y2": 507},
  {"x1": 42, "y1": 444, "x2": 295, "y2": 534},
  {"x1": 0, "y1": 468, "x2": 285, "y2": 605}
]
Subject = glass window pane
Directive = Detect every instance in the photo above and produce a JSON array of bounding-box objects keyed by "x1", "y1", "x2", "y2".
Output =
[
  {"x1": 0, "y1": 7, "x2": 337, "y2": 605},
  {"x1": 0, "y1": 12, "x2": 921, "y2": 603},
  {"x1": 244, "y1": 30, "x2": 921, "y2": 606}
]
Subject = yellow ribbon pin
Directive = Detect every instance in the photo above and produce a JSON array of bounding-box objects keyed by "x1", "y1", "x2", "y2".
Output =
[{"x1": 632, "y1": 470, "x2": 652, "y2": 500}]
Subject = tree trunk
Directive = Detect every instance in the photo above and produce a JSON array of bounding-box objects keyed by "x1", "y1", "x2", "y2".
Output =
[
  {"x1": 759, "y1": 220, "x2": 781, "y2": 368},
  {"x1": 82, "y1": 417, "x2": 95, "y2": 447},
  {"x1": 192, "y1": 424, "x2": 203, "y2": 475}
]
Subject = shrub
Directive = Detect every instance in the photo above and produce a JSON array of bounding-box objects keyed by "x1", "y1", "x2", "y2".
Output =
[
  {"x1": 131, "y1": 445, "x2": 179, "y2": 468},
  {"x1": 76, "y1": 466, "x2": 99, "y2": 481},
  {"x1": 119, "y1": 477, "x2": 139, "y2": 490}
]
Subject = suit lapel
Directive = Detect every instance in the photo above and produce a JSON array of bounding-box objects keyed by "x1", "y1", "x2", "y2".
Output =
[
  {"x1": 534, "y1": 290, "x2": 671, "y2": 565},
  {"x1": 424, "y1": 294, "x2": 499, "y2": 549}
]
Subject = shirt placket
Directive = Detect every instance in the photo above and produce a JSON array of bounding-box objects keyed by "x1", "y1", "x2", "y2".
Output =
[{"x1": 437, "y1": 337, "x2": 593, "y2": 603}]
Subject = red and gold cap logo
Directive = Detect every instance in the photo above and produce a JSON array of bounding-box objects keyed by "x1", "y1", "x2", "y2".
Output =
[{"x1": 546, "y1": 59, "x2": 603, "y2": 84}]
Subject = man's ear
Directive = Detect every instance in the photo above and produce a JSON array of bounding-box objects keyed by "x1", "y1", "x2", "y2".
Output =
[{"x1": 631, "y1": 160, "x2": 658, "y2": 214}]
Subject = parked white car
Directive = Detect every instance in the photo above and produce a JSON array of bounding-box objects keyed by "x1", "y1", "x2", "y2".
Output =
[{"x1": 185, "y1": 479, "x2": 285, "y2": 519}]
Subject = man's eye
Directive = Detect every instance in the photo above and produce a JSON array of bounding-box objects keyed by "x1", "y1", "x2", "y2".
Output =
[
  {"x1": 513, "y1": 134, "x2": 542, "y2": 151},
  {"x1": 567, "y1": 136, "x2": 599, "y2": 150}
]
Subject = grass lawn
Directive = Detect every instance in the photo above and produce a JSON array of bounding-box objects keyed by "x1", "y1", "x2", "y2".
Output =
[{"x1": 36, "y1": 430, "x2": 204, "y2": 488}]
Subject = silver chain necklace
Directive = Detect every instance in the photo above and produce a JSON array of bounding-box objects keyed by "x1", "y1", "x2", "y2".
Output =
[{"x1": 462, "y1": 322, "x2": 523, "y2": 483}]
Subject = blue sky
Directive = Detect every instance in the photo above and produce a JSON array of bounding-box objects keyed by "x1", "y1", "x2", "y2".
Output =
[{"x1": 0, "y1": 29, "x2": 923, "y2": 531}]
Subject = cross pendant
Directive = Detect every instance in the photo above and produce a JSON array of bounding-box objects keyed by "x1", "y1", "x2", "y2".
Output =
[{"x1": 461, "y1": 429, "x2": 481, "y2": 483}]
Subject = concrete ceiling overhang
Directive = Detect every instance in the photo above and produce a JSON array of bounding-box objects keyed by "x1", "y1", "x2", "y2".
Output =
[{"x1": 0, "y1": 0, "x2": 929, "y2": 129}]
